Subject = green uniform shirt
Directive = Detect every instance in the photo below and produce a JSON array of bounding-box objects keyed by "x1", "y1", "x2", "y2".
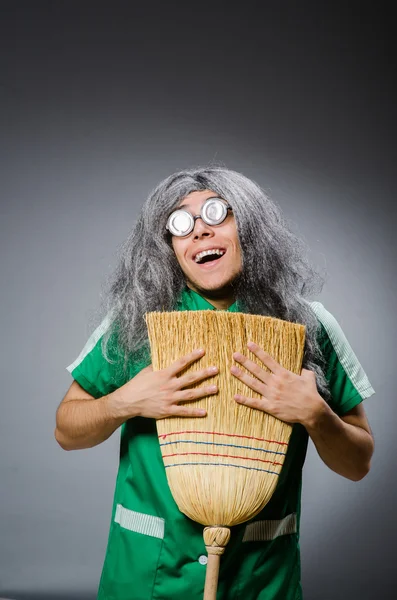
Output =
[{"x1": 67, "y1": 289, "x2": 374, "y2": 600}]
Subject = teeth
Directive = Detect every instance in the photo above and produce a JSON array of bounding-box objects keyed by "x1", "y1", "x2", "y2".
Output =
[{"x1": 194, "y1": 249, "x2": 225, "y2": 263}]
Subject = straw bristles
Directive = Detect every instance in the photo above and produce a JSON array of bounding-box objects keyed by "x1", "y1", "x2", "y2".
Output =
[{"x1": 146, "y1": 310, "x2": 305, "y2": 527}]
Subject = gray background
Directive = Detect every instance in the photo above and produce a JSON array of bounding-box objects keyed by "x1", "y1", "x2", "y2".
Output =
[{"x1": 0, "y1": 1, "x2": 395, "y2": 599}]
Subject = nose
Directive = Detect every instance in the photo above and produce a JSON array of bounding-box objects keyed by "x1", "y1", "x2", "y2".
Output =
[{"x1": 192, "y1": 217, "x2": 214, "y2": 239}]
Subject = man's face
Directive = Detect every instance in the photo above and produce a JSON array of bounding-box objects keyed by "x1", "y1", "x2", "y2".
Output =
[{"x1": 171, "y1": 190, "x2": 242, "y2": 301}]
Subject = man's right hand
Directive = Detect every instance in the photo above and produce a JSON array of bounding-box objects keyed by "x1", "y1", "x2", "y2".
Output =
[
  {"x1": 110, "y1": 348, "x2": 218, "y2": 420},
  {"x1": 56, "y1": 349, "x2": 218, "y2": 451}
]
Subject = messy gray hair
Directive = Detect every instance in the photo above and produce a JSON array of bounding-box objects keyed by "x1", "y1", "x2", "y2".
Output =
[{"x1": 103, "y1": 166, "x2": 329, "y2": 398}]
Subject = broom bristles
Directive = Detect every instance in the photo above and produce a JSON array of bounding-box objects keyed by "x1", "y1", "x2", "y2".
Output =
[{"x1": 146, "y1": 310, "x2": 305, "y2": 527}]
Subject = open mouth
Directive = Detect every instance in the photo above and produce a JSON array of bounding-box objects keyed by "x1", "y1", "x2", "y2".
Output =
[{"x1": 193, "y1": 248, "x2": 226, "y2": 266}]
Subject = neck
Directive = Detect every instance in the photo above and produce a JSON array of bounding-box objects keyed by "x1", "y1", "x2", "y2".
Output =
[{"x1": 186, "y1": 282, "x2": 236, "y2": 310}]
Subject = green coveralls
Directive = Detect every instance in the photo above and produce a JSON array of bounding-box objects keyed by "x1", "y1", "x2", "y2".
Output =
[{"x1": 67, "y1": 288, "x2": 374, "y2": 600}]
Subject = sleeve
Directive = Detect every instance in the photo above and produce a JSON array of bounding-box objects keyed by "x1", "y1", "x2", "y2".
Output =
[
  {"x1": 66, "y1": 314, "x2": 129, "y2": 399},
  {"x1": 311, "y1": 302, "x2": 375, "y2": 416}
]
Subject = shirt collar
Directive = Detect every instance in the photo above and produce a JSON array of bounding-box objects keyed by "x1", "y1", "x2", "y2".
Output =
[{"x1": 176, "y1": 287, "x2": 240, "y2": 313}]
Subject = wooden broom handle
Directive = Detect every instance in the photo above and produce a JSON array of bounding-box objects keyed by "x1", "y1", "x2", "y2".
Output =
[
  {"x1": 203, "y1": 526, "x2": 231, "y2": 600},
  {"x1": 203, "y1": 547, "x2": 224, "y2": 600}
]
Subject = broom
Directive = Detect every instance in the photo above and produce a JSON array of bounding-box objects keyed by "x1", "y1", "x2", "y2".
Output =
[{"x1": 145, "y1": 310, "x2": 305, "y2": 600}]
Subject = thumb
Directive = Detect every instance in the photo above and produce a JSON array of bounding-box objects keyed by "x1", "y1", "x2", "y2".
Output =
[
  {"x1": 301, "y1": 368, "x2": 315, "y2": 382},
  {"x1": 138, "y1": 364, "x2": 153, "y2": 375}
]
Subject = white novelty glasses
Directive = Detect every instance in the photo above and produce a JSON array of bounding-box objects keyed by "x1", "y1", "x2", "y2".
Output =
[{"x1": 166, "y1": 197, "x2": 232, "y2": 237}]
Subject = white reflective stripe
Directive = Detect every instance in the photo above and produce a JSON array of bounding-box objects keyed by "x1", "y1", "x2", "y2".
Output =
[
  {"x1": 114, "y1": 504, "x2": 165, "y2": 539},
  {"x1": 242, "y1": 513, "x2": 297, "y2": 542},
  {"x1": 66, "y1": 313, "x2": 113, "y2": 374},
  {"x1": 310, "y1": 301, "x2": 375, "y2": 399}
]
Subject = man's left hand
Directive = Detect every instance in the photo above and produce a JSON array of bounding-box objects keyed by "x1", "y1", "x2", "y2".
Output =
[{"x1": 230, "y1": 341, "x2": 325, "y2": 427}]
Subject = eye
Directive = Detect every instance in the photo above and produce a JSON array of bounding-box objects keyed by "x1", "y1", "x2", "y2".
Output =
[
  {"x1": 166, "y1": 209, "x2": 194, "y2": 237},
  {"x1": 202, "y1": 198, "x2": 229, "y2": 225}
]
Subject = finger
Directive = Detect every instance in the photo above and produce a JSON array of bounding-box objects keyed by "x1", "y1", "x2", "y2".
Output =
[
  {"x1": 168, "y1": 404, "x2": 207, "y2": 418},
  {"x1": 234, "y1": 393, "x2": 271, "y2": 413},
  {"x1": 230, "y1": 365, "x2": 266, "y2": 396},
  {"x1": 246, "y1": 342, "x2": 285, "y2": 375},
  {"x1": 166, "y1": 349, "x2": 205, "y2": 377},
  {"x1": 175, "y1": 384, "x2": 218, "y2": 403},
  {"x1": 178, "y1": 366, "x2": 218, "y2": 388},
  {"x1": 232, "y1": 352, "x2": 270, "y2": 384}
]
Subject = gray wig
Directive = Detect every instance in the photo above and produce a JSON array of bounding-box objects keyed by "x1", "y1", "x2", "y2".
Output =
[{"x1": 104, "y1": 166, "x2": 329, "y2": 398}]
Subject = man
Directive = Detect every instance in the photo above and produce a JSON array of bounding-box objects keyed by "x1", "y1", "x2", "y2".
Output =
[{"x1": 55, "y1": 166, "x2": 374, "y2": 600}]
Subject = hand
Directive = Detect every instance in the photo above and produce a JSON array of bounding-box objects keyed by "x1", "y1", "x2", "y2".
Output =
[
  {"x1": 114, "y1": 349, "x2": 218, "y2": 420},
  {"x1": 230, "y1": 341, "x2": 324, "y2": 426}
]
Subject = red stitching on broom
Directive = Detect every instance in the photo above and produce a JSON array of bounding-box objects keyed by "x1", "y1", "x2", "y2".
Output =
[
  {"x1": 158, "y1": 430, "x2": 288, "y2": 446},
  {"x1": 162, "y1": 451, "x2": 283, "y2": 466}
]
